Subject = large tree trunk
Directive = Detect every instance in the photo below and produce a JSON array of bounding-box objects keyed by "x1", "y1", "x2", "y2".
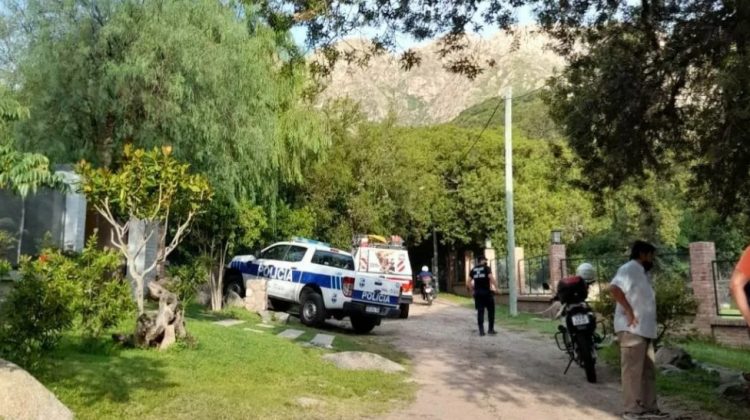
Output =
[{"x1": 126, "y1": 280, "x2": 185, "y2": 350}]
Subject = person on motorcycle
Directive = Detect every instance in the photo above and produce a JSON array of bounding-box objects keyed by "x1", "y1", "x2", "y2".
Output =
[{"x1": 418, "y1": 265, "x2": 434, "y2": 297}]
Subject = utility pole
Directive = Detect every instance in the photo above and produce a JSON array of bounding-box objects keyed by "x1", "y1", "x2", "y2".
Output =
[
  {"x1": 505, "y1": 87, "x2": 518, "y2": 317},
  {"x1": 432, "y1": 228, "x2": 439, "y2": 293}
]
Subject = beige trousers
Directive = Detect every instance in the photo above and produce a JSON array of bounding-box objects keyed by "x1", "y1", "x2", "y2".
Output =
[{"x1": 618, "y1": 331, "x2": 658, "y2": 414}]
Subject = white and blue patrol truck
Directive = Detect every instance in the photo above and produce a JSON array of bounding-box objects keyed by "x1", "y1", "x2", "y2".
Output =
[{"x1": 223, "y1": 238, "x2": 402, "y2": 334}]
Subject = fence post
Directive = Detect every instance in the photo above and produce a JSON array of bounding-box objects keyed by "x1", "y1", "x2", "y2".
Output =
[
  {"x1": 689, "y1": 242, "x2": 717, "y2": 336},
  {"x1": 515, "y1": 247, "x2": 525, "y2": 294},
  {"x1": 549, "y1": 243, "x2": 566, "y2": 291}
]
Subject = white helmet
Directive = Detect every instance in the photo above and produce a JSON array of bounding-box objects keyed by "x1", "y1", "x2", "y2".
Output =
[
  {"x1": 421, "y1": 265, "x2": 429, "y2": 272},
  {"x1": 576, "y1": 263, "x2": 596, "y2": 282}
]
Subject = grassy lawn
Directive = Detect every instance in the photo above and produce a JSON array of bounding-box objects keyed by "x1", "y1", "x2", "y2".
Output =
[
  {"x1": 31, "y1": 305, "x2": 413, "y2": 420},
  {"x1": 599, "y1": 340, "x2": 750, "y2": 420},
  {"x1": 440, "y1": 293, "x2": 560, "y2": 335}
]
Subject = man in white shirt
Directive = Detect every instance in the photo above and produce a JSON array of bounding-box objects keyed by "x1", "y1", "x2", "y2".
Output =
[{"x1": 610, "y1": 241, "x2": 668, "y2": 420}]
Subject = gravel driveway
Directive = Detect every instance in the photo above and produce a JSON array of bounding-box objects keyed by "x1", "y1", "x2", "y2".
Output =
[{"x1": 373, "y1": 299, "x2": 718, "y2": 420}]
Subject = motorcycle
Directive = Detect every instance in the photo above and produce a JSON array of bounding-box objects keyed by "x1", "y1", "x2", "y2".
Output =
[
  {"x1": 420, "y1": 276, "x2": 436, "y2": 305},
  {"x1": 543, "y1": 276, "x2": 606, "y2": 383}
]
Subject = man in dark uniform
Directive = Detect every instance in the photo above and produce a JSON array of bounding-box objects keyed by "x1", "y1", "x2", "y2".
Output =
[{"x1": 468, "y1": 256, "x2": 498, "y2": 336}]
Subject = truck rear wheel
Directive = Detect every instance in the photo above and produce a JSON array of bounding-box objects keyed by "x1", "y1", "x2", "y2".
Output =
[
  {"x1": 399, "y1": 303, "x2": 410, "y2": 319},
  {"x1": 350, "y1": 314, "x2": 377, "y2": 334},
  {"x1": 300, "y1": 290, "x2": 326, "y2": 327}
]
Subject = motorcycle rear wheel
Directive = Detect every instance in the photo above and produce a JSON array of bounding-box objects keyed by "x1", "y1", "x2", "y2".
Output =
[{"x1": 576, "y1": 334, "x2": 597, "y2": 383}]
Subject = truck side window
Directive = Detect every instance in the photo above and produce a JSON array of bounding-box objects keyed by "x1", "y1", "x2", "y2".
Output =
[
  {"x1": 284, "y1": 245, "x2": 308, "y2": 263},
  {"x1": 312, "y1": 251, "x2": 355, "y2": 270},
  {"x1": 259, "y1": 245, "x2": 289, "y2": 261}
]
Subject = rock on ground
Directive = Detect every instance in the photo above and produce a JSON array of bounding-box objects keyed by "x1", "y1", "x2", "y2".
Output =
[
  {"x1": 0, "y1": 359, "x2": 74, "y2": 420},
  {"x1": 322, "y1": 351, "x2": 405, "y2": 373},
  {"x1": 225, "y1": 290, "x2": 244, "y2": 308},
  {"x1": 655, "y1": 346, "x2": 694, "y2": 370}
]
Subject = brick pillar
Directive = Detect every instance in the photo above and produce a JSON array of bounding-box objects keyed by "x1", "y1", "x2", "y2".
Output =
[
  {"x1": 515, "y1": 247, "x2": 525, "y2": 294},
  {"x1": 549, "y1": 244, "x2": 566, "y2": 291},
  {"x1": 689, "y1": 242, "x2": 717, "y2": 335},
  {"x1": 464, "y1": 250, "x2": 474, "y2": 289}
]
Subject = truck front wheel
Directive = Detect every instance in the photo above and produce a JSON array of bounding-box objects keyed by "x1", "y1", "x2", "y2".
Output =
[{"x1": 300, "y1": 290, "x2": 326, "y2": 327}]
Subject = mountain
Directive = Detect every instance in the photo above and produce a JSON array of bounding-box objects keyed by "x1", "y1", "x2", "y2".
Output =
[{"x1": 317, "y1": 27, "x2": 565, "y2": 126}]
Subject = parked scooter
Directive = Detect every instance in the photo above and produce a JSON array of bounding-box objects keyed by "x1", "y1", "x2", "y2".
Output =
[
  {"x1": 543, "y1": 263, "x2": 606, "y2": 383},
  {"x1": 418, "y1": 266, "x2": 436, "y2": 305}
]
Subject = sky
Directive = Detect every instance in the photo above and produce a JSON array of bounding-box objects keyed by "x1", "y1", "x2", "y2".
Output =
[{"x1": 290, "y1": 4, "x2": 536, "y2": 53}]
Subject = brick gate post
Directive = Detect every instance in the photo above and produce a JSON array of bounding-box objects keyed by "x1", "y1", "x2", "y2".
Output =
[
  {"x1": 689, "y1": 242, "x2": 717, "y2": 335},
  {"x1": 549, "y1": 244, "x2": 566, "y2": 291}
]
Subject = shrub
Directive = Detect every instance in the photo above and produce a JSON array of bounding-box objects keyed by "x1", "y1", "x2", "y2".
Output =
[
  {"x1": 0, "y1": 256, "x2": 78, "y2": 368},
  {"x1": 0, "y1": 259, "x2": 10, "y2": 278},
  {"x1": 167, "y1": 257, "x2": 209, "y2": 314},
  {"x1": 0, "y1": 239, "x2": 134, "y2": 367},
  {"x1": 72, "y1": 240, "x2": 134, "y2": 339},
  {"x1": 593, "y1": 276, "x2": 697, "y2": 344}
]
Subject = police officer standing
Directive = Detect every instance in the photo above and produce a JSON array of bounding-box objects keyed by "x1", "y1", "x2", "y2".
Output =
[{"x1": 468, "y1": 256, "x2": 498, "y2": 336}]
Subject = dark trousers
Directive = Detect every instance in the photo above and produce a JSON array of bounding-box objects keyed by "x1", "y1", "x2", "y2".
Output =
[{"x1": 474, "y1": 292, "x2": 495, "y2": 333}]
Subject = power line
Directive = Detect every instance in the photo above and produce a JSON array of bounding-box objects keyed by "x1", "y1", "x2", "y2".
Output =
[{"x1": 458, "y1": 86, "x2": 544, "y2": 161}]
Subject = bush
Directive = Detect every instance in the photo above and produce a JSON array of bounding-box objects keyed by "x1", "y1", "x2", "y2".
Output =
[
  {"x1": 593, "y1": 276, "x2": 697, "y2": 344},
  {"x1": 167, "y1": 258, "x2": 209, "y2": 311},
  {"x1": 0, "y1": 240, "x2": 134, "y2": 367},
  {"x1": 0, "y1": 256, "x2": 78, "y2": 368},
  {"x1": 0, "y1": 259, "x2": 10, "y2": 278},
  {"x1": 71, "y1": 240, "x2": 134, "y2": 339}
]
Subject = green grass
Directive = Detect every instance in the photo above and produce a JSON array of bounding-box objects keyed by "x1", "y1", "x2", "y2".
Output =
[
  {"x1": 440, "y1": 293, "x2": 559, "y2": 335},
  {"x1": 599, "y1": 341, "x2": 750, "y2": 420},
  {"x1": 30, "y1": 304, "x2": 413, "y2": 420}
]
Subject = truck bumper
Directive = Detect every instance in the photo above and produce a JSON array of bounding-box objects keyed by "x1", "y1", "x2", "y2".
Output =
[
  {"x1": 343, "y1": 302, "x2": 401, "y2": 320},
  {"x1": 399, "y1": 295, "x2": 413, "y2": 305}
]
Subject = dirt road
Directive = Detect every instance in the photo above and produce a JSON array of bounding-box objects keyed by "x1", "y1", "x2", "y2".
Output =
[{"x1": 374, "y1": 299, "x2": 716, "y2": 420}]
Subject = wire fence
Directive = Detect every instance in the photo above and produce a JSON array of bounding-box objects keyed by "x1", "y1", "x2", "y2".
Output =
[{"x1": 712, "y1": 260, "x2": 742, "y2": 317}]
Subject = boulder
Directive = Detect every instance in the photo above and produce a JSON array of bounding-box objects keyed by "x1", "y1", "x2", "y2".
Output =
[
  {"x1": 274, "y1": 312, "x2": 291, "y2": 324},
  {"x1": 659, "y1": 365, "x2": 684, "y2": 376},
  {"x1": 717, "y1": 382, "x2": 750, "y2": 404},
  {"x1": 195, "y1": 283, "x2": 211, "y2": 306},
  {"x1": 655, "y1": 346, "x2": 694, "y2": 370},
  {"x1": 0, "y1": 359, "x2": 74, "y2": 420},
  {"x1": 322, "y1": 351, "x2": 405, "y2": 373},
  {"x1": 225, "y1": 290, "x2": 244, "y2": 308},
  {"x1": 244, "y1": 280, "x2": 268, "y2": 312}
]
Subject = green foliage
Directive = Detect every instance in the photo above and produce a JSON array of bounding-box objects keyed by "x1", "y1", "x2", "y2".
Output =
[
  {"x1": 299, "y1": 101, "x2": 596, "y2": 254},
  {"x1": 0, "y1": 259, "x2": 10, "y2": 278},
  {"x1": 0, "y1": 144, "x2": 64, "y2": 198},
  {"x1": 11, "y1": 0, "x2": 326, "y2": 207},
  {"x1": 0, "y1": 256, "x2": 78, "y2": 368},
  {"x1": 594, "y1": 276, "x2": 698, "y2": 344},
  {"x1": 77, "y1": 145, "x2": 210, "y2": 315},
  {"x1": 71, "y1": 240, "x2": 134, "y2": 339},
  {"x1": 167, "y1": 258, "x2": 208, "y2": 310}
]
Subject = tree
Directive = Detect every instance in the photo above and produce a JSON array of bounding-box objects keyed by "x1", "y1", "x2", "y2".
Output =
[
  {"x1": 9, "y1": 0, "x2": 326, "y2": 205},
  {"x1": 77, "y1": 146, "x2": 209, "y2": 348},
  {"x1": 189, "y1": 196, "x2": 267, "y2": 311},
  {"x1": 299, "y1": 101, "x2": 596, "y2": 255},
  {"x1": 0, "y1": 87, "x2": 62, "y2": 263}
]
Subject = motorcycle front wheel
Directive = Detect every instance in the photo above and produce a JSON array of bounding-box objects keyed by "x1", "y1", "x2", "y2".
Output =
[{"x1": 576, "y1": 334, "x2": 597, "y2": 383}]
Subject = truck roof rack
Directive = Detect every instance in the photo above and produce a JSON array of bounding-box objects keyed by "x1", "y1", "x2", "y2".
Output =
[{"x1": 353, "y1": 234, "x2": 405, "y2": 249}]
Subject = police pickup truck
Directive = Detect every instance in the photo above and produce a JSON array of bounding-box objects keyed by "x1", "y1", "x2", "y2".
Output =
[{"x1": 223, "y1": 238, "x2": 402, "y2": 334}]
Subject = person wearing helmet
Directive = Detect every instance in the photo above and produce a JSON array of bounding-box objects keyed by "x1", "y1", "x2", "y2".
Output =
[
  {"x1": 418, "y1": 265, "x2": 434, "y2": 298},
  {"x1": 576, "y1": 263, "x2": 596, "y2": 283}
]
